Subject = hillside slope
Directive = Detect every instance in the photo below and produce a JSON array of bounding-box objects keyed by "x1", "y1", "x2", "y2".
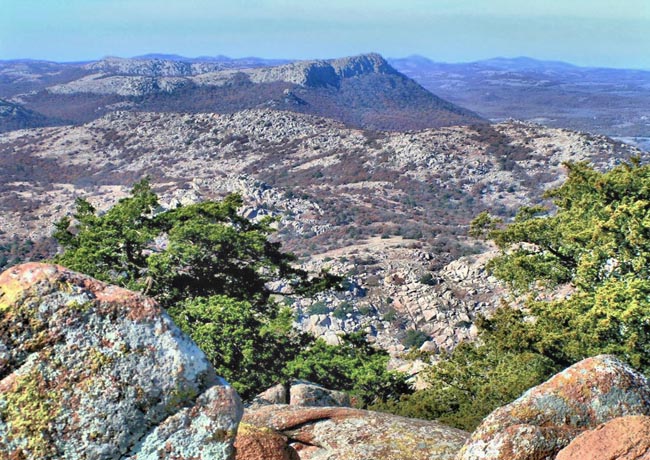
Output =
[{"x1": 0, "y1": 99, "x2": 60, "y2": 133}]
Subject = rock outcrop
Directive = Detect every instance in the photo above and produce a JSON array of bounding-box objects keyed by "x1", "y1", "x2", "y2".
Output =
[
  {"x1": 457, "y1": 355, "x2": 650, "y2": 460},
  {"x1": 242, "y1": 405, "x2": 468, "y2": 460},
  {"x1": 288, "y1": 380, "x2": 350, "y2": 407},
  {"x1": 556, "y1": 415, "x2": 650, "y2": 460},
  {"x1": 10, "y1": 52, "x2": 485, "y2": 131},
  {"x1": 0, "y1": 263, "x2": 242, "y2": 460}
]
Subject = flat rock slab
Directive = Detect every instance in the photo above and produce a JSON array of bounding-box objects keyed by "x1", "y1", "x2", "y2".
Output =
[{"x1": 243, "y1": 404, "x2": 468, "y2": 460}]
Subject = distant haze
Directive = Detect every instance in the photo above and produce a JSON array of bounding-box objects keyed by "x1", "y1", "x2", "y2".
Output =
[{"x1": 2, "y1": 0, "x2": 649, "y2": 69}]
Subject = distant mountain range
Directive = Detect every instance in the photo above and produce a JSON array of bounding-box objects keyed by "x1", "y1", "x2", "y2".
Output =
[
  {"x1": 389, "y1": 55, "x2": 650, "y2": 150},
  {"x1": 0, "y1": 53, "x2": 484, "y2": 133}
]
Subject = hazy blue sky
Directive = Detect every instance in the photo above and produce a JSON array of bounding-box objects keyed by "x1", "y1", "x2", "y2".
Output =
[{"x1": 2, "y1": 0, "x2": 649, "y2": 68}]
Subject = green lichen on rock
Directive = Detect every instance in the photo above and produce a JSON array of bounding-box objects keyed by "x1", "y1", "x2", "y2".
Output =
[
  {"x1": 86, "y1": 348, "x2": 115, "y2": 373},
  {"x1": 166, "y1": 382, "x2": 200, "y2": 414},
  {"x1": 0, "y1": 369, "x2": 60, "y2": 458}
]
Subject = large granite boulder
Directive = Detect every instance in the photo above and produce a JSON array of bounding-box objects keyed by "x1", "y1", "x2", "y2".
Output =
[
  {"x1": 0, "y1": 263, "x2": 242, "y2": 460},
  {"x1": 243, "y1": 404, "x2": 469, "y2": 460},
  {"x1": 253, "y1": 382, "x2": 289, "y2": 406},
  {"x1": 457, "y1": 355, "x2": 650, "y2": 460},
  {"x1": 556, "y1": 415, "x2": 650, "y2": 460}
]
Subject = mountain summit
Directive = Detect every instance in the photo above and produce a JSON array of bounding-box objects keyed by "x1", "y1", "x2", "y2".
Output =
[{"x1": 244, "y1": 53, "x2": 400, "y2": 88}]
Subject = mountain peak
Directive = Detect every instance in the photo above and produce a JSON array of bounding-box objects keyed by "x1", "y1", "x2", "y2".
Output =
[{"x1": 247, "y1": 53, "x2": 398, "y2": 88}]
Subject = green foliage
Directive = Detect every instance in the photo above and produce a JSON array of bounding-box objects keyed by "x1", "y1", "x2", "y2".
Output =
[
  {"x1": 332, "y1": 301, "x2": 354, "y2": 319},
  {"x1": 54, "y1": 179, "x2": 318, "y2": 307},
  {"x1": 382, "y1": 306, "x2": 397, "y2": 322},
  {"x1": 52, "y1": 180, "x2": 320, "y2": 398},
  {"x1": 53, "y1": 180, "x2": 159, "y2": 288},
  {"x1": 402, "y1": 329, "x2": 430, "y2": 349},
  {"x1": 285, "y1": 332, "x2": 412, "y2": 406},
  {"x1": 478, "y1": 160, "x2": 650, "y2": 371},
  {"x1": 373, "y1": 344, "x2": 557, "y2": 431},
  {"x1": 307, "y1": 301, "x2": 330, "y2": 316},
  {"x1": 170, "y1": 296, "x2": 311, "y2": 398}
]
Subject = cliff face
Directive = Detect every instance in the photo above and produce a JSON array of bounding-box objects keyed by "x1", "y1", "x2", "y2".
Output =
[{"x1": 246, "y1": 53, "x2": 400, "y2": 88}]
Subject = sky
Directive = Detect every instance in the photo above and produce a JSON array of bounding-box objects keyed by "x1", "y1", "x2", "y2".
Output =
[{"x1": 2, "y1": 0, "x2": 649, "y2": 69}]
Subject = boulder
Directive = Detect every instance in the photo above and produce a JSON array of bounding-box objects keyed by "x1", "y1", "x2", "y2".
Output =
[
  {"x1": 249, "y1": 380, "x2": 350, "y2": 409},
  {"x1": 253, "y1": 382, "x2": 289, "y2": 406},
  {"x1": 457, "y1": 355, "x2": 650, "y2": 460},
  {"x1": 556, "y1": 415, "x2": 650, "y2": 460},
  {"x1": 289, "y1": 380, "x2": 350, "y2": 407},
  {"x1": 243, "y1": 404, "x2": 468, "y2": 460},
  {"x1": 0, "y1": 263, "x2": 242, "y2": 460}
]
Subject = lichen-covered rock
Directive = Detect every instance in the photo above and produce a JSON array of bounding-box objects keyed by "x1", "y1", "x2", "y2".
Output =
[
  {"x1": 288, "y1": 380, "x2": 350, "y2": 407},
  {"x1": 457, "y1": 355, "x2": 650, "y2": 460},
  {"x1": 0, "y1": 263, "x2": 242, "y2": 460},
  {"x1": 556, "y1": 415, "x2": 650, "y2": 460},
  {"x1": 235, "y1": 423, "x2": 300, "y2": 460},
  {"x1": 243, "y1": 404, "x2": 468, "y2": 460}
]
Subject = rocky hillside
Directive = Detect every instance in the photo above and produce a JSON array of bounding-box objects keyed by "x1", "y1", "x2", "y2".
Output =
[
  {"x1": 0, "y1": 109, "x2": 644, "y2": 358},
  {"x1": 1, "y1": 54, "x2": 483, "y2": 131},
  {"x1": 1, "y1": 109, "x2": 638, "y2": 252}
]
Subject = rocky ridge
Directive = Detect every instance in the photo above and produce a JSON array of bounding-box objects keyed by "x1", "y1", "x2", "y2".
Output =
[
  {"x1": 4, "y1": 53, "x2": 484, "y2": 131},
  {"x1": 46, "y1": 54, "x2": 410, "y2": 95}
]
